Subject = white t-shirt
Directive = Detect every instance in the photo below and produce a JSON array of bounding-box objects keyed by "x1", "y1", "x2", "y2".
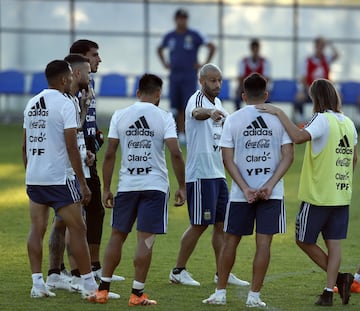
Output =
[
  {"x1": 108, "y1": 102, "x2": 177, "y2": 193},
  {"x1": 220, "y1": 105, "x2": 292, "y2": 201},
  {"x1": 24, "y1": 89, "x2": 78, "y2": 185},
  {"x1": 185, "y1": 90, "x2": 229, "y2": 182},
  {"x1": 304, "y1": 111, "x2": 358, "y2": 154},
  {"x1": 67, "y1": 94, "x2": 90, "y2": 178}
]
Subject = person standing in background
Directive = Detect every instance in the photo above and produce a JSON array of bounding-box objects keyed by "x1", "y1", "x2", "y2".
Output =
[
  {"x1": 157, "y1": 8, "x2": 216, "y2": 145},
  {"x1": 293, "y1": 37, "x2": 339, "y2": 123},
  {"x1": 234, "y1": 39, "x2": 271, "y2": 111}
]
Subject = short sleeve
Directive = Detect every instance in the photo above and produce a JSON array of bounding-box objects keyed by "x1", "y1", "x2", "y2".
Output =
[
  {"x1": 63, "y1": 99, "x2": 78, "y2": 129},
  {"x1": 219, "y1": 117, "x2": 234, "y2": 148},
  {"x1": 164, "y1": 112, "x2": 178, "y2": 139}
]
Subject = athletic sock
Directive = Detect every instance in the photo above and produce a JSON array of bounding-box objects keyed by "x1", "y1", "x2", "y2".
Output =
[
  {"x1": 71, "y1": 269, "x2": 81, "y2": 277},
  {"x1": 91, "y1": 261, "x2": 101, "y2": 271},
  {"x1": 132, "y1": 280, "x2": 145, "y2": 297},
  {"x1": 173, "y1": 267, "x2": 185, "y2": 274},
  {"x1": 48, "y1": 268, "x2": 60, "y2": 276}
]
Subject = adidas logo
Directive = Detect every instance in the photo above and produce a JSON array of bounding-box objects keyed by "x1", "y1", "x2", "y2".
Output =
[
  {"x1": 336, "y1": 135, "x2": 352, "y2": 154},
  {"x1": 28, "y1": 97, "x2": 48, "y2": 117},
  {"x1": 243, "y1": 116, "x2": 272, "y2": 136},
  {"x1": 126, "y1": 116, "x2": 154, "y2": 137}
]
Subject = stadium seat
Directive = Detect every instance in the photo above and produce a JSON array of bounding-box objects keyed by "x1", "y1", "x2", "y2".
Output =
[
  {"x1": 0, "y1": 70, "x2": 25, "y2": 94},
  {"x1": 269, "y1": 79, "x2": 298, "y2": 103},
  {"x1": 98, "y1": 73, "x2": 127, "y2": 97},
  {"x1": 30, "y1": 72, "x2": 48, "y2": 94},
  {"x1": 219, "y1": 78, "x2": 230, "y2": 100},
  {"x1": 339, "y1": 81, "x2": 360, "y2": 105}
]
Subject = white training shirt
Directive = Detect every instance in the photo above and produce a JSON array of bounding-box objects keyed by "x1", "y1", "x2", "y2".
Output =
[
  {"x1": 220, "y1": 105, "x2": 292, "y2": 201},
  {"x1": 108, "y1": 102, "x2": 177, "y2": 193},
  {"x1": 24, "y1": 89, "x2": 78, "y2": 185},
  {"x1": 67, "y1": 94, "x2": 90, "y2": 178},
  {"x1": 185, "y1": 90, "x2": 229, "y2": 182},
  {"x1": 304, "y1": 111, "x2": 358, "y2": 155}
]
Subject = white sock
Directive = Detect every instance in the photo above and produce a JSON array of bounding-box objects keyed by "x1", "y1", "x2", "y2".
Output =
[
  {"x1": 81, "y1": 272, "x2": 97, "y2": 291},
  {"x1": 325, "y1": 287, "x2": 334, "y2": 292},
  {"x1": 133, "y1": 280, "x2": 145, "y2": 290},
  {"x1": 101, "y1": 277, "x2": 112, "y2": 283},
  {"x1": 248, "y1": 290, "x2": 260, "y2": 299},
  {"x1": 32, "y1": 273, "x2": 44, "y2": 286},
  {"x1": 354, "y1": 273, "x2": 360, "y2": 283},
  {"x1": 215, "y1": 288, "x2": 226, "y2": 296}
]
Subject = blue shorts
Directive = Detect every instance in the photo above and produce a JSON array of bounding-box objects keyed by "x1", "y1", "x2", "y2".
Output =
[
  {"x1": 112, "y1": 190, "x2": 169, "y2": 234},
  {"x1": 295, "y1": 202, "x2": 349, "y2": 243},
  {"x1": 224, "y1": 199, "x2": 286, "y2": 236},
  {"x1": 186, "y1": 178, "x2": 228, "y2": 225},
  {"x1": 26, "y1": 178, "x2": 81, "y2": 215},
  {"x1": 169, "y1": 73, "x2": 197, "y2": 110}
]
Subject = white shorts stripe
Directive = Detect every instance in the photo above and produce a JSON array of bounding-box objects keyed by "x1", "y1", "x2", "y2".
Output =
[
  {"x1": 67, "y1": 178, "x2": 81, "y2": 202},
  {"x1": 194, "y1": 180, "x2": 202, "y2": 224},
  {"x1": 297, "y1": 202, "x2": 310, "y2": 242}
]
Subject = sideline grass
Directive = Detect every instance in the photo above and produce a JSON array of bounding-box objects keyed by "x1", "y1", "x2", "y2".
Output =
[{"x1": 0, "y1": 123, "x2": 360, "y2": 310}]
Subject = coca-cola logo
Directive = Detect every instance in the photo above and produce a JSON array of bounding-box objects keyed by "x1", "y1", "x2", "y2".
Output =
[
  {"x1": 336, "y1": 157, "x2": 351, "y2": 167},
  {"x1": 128, "y1": 139, "x2": 152, "y2": 149},
  {"x1": 245, "y1": 139, "x2": 270, "y2": 149}
]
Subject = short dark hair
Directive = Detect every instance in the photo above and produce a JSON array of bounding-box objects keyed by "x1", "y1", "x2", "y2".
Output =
[
  {"x1": 45, "y1": 60, "x2": 71, "y2": 84},
  {"x1": 174, "y1": 8, "x2": 188, "y2": 19},
  {"x1": 138, "y1": 74, "x2": 163, "y2": 95},
  {"x1": 69, "y1": 39, "x2": 99, "y2": 55},
  {"x1": 64, "y1": 54, "x2": 90, "y2": 65},
  {"x1": 250, "y1": 39, "x2": 260, "y2": 49},
  {"x1": 243, "y1": 73, "x2": 267, "y2": 99}
]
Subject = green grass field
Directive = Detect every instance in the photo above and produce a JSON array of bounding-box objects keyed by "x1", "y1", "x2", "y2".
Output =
[{"x1": 1, "y1": 122, "x2": 360, "y2": 311}]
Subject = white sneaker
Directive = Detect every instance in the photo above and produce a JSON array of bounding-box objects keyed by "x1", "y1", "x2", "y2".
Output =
[
  {"x1": 246, "y1": 295, "x2": 266, "y2": 308},
  {"x1": 93, "y1": 268, "x2": 125, "y2": 282},
  {"x1": 30, "y1": 285, "x2": 56, "y2": 298},
  {"x1": 46, "y1": 273, "x2": 71, "y2": 291},
  {"x1": 202, "y1": 292, "x2": 226, "y2": 305},
  {"x1": 169, "y1": 269, "x2": 200, "y2": 286},
  {"x1": 70, "y1": 276, "x2": 84, "y2": 293},
  {"x1": 214, "y1": 273, "x2": 250, "y2": 286},
  {"x1": 60, "y1": 269, "x2": 72, "y2": 282},
  {"x1": 108, "y1": 291, "x2": 120, "y2": 299}
]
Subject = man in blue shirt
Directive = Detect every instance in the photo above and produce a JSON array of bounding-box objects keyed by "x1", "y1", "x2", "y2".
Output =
[{"x1": 157, "y1": 8, "x2": 216, "y2": 145}]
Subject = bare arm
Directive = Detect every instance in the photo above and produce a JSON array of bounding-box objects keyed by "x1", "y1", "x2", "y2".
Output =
[
  {"x1": 256, "y1": 104, "x2": 311, "y2": 144},
  {"x1": 165, "y1": 137, "x2": 186, "y2": 206},
  {"x1": 22, "y1": 129, "x2": 27, "y2": 168},
  {"x1": 258, "y1": 143, "x2": 294, "y2": 200},
  {"x1": 157, "y1": 46, "x2": 170, "y2": 70},
  {"x1": 64, "y1": 128, "x2": 91, "y2": 205},
  {"x1": 204, "y1": 42, "x2": 216, "y2": 64},
  {"x1": 353, "y1": 143, "x2": 358, "y2": 171},
  {"x1": 222, "y1": 147, "x2": 258, "y2": 203},
  {"x1": 102, "y1": 138, "x2": 119, "y2": 208},
  {"x1": 192, "y1": 107, "x2": 225, "y2": 121}
]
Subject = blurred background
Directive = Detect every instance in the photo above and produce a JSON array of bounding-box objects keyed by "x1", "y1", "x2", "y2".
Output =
[{"x1": 1, "y1": 0, "x2": 360, "y2": 124}]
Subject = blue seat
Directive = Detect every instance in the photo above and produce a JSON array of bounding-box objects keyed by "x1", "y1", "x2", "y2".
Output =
[
  {"x1": 0, "y1": 70, "x2": 25, "y2": 94},
  {"x1": 30, "y1": 72, "x2": 48, "y2": 94},
  {"x1": 219, "y1": 79, "x2": 230, "y2": 100},
  {"x1": 98, "y1": 73, "x2": 127, "y2": 97},
  {"x1": 269, "y1": 79, "x2": 297, "y2": 102},
  {"x1": 340, "y1": 81, "x2": 360, "y2": 105}
]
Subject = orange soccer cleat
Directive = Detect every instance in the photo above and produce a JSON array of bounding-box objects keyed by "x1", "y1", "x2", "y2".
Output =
[{"x1": 128, "y1": 293, "x2": 157, "y2": 306}]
